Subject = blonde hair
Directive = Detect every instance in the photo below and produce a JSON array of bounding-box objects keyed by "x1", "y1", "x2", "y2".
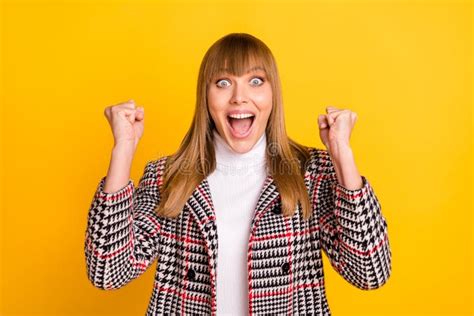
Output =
[{"x1": 155, "y1": 33, "x2": 313, "y2": 220}]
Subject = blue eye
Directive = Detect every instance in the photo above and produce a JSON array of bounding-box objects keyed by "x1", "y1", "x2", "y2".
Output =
[
  {"x1": 215, "y1": 76, "x2": 265, "y2": 88},
  {"x1": 250, "y1": 77, "x2": 264, "y2": 85},
  {"x1": 216, "y1": 79, "x2": 231, "y2": 88}
]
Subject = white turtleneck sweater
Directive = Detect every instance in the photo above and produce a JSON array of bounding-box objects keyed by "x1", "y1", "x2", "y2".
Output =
[{"x1": 207, "y1": 129, "x2": 268, "y2": 316}]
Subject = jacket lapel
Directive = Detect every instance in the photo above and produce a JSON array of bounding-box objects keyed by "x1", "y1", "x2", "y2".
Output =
[
  {"x1": 183, "y1": 173, "x2": 283, "y2": 314},
  {"x1": 185, "y1": 177, "x2": 219, "y2": 272},
  {"x1": 185, "y1": 177, "x2": 216, "y2": 228},
  {"x1": 252, "y1": 174, "x2": 281, "y2": 221},
  {"x1": 184, "y1": 173, "x2": 281, "y2": 278}
]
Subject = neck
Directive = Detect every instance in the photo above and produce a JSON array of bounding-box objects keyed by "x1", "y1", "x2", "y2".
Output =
[{"x1": 212, "y1": 129, "x2": 267, "y2": 171}]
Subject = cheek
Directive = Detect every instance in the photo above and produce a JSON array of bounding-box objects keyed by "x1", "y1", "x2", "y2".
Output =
[
  {"x1": 208, "y1": 89, "x2": 228, "y2": 110},
  {"x1": 207, "y1": 103, "x2": 226, "y2": 129},
  {"x1": 207, "y1": 92, "x2": 222, "y2": 117},
  {"x1": 208, "y1": 108, "x2": 225, "y2": 129},
  {"x1": 256, "y1": 97, "x2": 272, "y2": 117},
  {"x1": 256, "y1": 105, "x2": 272, "y2": 128},
  {"x1": 253, "y1": 86, "x2": 272, "y2": 107}
]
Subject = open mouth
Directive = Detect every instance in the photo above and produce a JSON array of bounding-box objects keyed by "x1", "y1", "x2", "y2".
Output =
[{"x1": 226, "y1": 114, "x2": 255, "y2": 138}]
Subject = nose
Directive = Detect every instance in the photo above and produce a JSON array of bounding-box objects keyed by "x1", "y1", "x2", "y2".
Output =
[{"x1": 230, "y1": 81, "x2": 249, "y2": 105}]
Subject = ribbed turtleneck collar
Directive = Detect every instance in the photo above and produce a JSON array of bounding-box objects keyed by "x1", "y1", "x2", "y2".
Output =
[{"x1": 212, "y1": 129, "x2": 267, "y2": 172}]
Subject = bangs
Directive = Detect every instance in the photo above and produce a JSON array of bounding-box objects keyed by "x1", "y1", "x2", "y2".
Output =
[{"x1": 205, "y1": 38, "x2": 272, "y2": 84}]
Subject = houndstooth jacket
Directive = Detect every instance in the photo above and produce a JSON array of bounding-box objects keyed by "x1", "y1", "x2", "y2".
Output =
[{"x1": 84, "y1": 147, "x2": 392, "y2": 315}]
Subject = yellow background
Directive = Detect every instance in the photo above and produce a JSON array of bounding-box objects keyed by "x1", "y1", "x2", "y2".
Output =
[{"x1": 1, "y1": 0, "x2": 472, "y2": 315}]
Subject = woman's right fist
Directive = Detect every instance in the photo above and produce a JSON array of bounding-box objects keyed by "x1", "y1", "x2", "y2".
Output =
[{"x1": 104, "y1": 100, "x2": 145, "y2": 148}]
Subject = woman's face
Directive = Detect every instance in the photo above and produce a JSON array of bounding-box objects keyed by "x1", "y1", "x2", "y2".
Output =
[{"x1": 207, "y1": 66, "x2": 272, "y2": 154}]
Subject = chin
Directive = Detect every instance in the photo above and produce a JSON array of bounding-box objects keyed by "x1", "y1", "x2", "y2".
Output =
[
  {"x1": 226, "y1": 135, "x2": 258, "y2": 154},
  {"x1": 231, "y1": 144, "x2": 253, "y2": 154}
]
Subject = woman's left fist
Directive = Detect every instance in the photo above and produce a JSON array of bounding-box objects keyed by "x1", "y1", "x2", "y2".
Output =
[{"x1": 318, "y1": 106, "x2": 357, "y2": 154}]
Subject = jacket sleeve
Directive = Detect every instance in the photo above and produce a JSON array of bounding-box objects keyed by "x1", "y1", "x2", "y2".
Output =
[
  {"x1": 313, "y1": 149, "x2": 392, "y2": 290},
  {"x1": 84, "y1": 159, "x2": 162, "y2": 290}
]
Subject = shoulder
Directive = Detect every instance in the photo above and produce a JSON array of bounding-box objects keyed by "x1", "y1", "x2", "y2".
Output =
[
  {"x1": 304, "y1": 146, "x2": 335, "y2": 175},
  {"x1": 139, "y1": 155, "x2": 171, "y2": 184},
  {"x1": 136, "y1": 156, "x2": 171, "y2": 198},
  {"x1": 147, "y1": 155, "x2": 170, "y2": 171}
]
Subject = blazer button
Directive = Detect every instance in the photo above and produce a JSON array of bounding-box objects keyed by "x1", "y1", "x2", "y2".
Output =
[
  {"x1": 186, "y1": 268, "x2": 196, "y2": 281},
  {"x1": 272, "y1": 207, "x2": 282, "y2": 215},
  {"x1": 281, "y1": 262, "x2": 290, "y2": 273}
]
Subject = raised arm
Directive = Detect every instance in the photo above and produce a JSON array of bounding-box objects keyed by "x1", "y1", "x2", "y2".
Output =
[
  {"x1": 312, "y1": 148, "x2": 392, "y2": 290},
  {"x1": 84, "y1": 99, "x2": 162, "y2": 290},
  {"x1": 84, "y1": 159, "x2": 162, "y2": 290}
]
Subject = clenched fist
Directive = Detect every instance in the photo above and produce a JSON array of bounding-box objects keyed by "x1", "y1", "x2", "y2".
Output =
[
  {"x1": 104, "y1": 99, "x2": 145, "y2": 148},
  {"x1": 317, "y1": 105, "x2": 357, "y2": 156}
]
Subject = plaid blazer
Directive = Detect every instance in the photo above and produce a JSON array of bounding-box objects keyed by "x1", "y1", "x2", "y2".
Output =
[{"x1": 84, "y1": 147, "x2": 392, "y2": 315}]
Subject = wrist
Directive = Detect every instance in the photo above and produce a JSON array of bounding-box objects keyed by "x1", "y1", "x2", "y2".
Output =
[
  {"x1": 113, "y1": 140, "x2": 137, "y2": 150},
  {"x1": 329, "y1": 140, "x2": 353, "y2": 161},
  {"x1": 112, "y1": 142, "x2": 137, "y2": 157}
]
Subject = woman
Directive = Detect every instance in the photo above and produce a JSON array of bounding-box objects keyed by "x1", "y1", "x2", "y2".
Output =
[{"x1": 84, "y1": 33, "x2": 392, "y2": 315}]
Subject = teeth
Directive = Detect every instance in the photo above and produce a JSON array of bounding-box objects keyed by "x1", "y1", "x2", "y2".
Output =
[{"x1": 228, "y1": 113, "x2": 254, "y2": 119}]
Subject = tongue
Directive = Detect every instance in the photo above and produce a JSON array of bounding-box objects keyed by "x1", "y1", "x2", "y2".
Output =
[{"x1": 229, "y1": 117, "x2": 252, "y2": 135}]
